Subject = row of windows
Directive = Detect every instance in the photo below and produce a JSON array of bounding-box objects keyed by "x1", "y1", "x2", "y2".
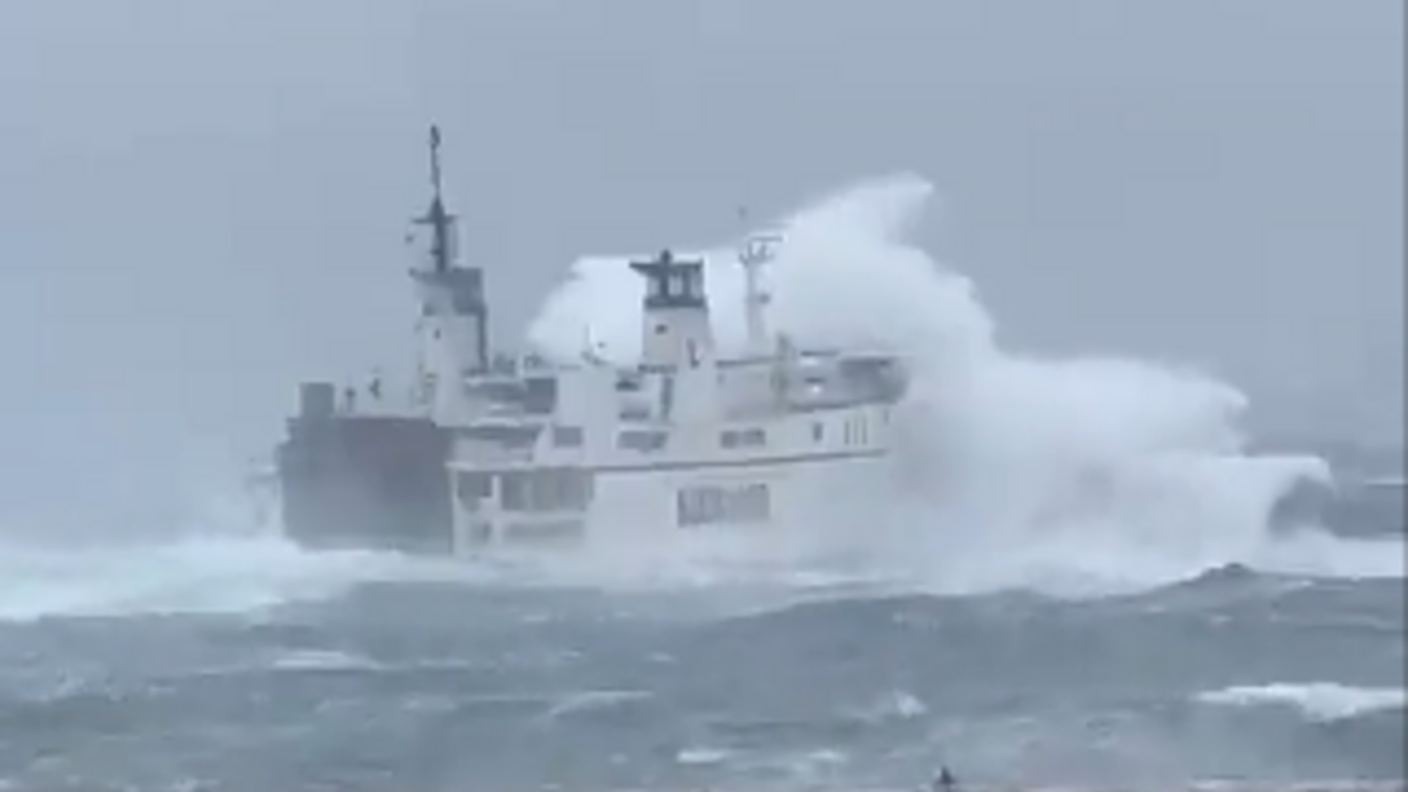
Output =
[
  {"x1": 457, "y1": 519, "x2": 585, "y2": 546},
  {"x1": 460, "y1": 412, "x2": 880, "y2": 462},
  {"x1": 646, "y1": 269, "x2": 705, "y2": 301},
  {"x1": 843, "y1": 416, "x2": 871, "y2": 445},
  {"x1": 720, "y1": 428, "x2": 767, "y2": 449},
  {"x1": 501, "y1": 469, "x2": 594, "y2": 513},
  {"x1": 543, "y1": 415, "x2": 880, "y2": 455},
  {"x1": 457, "y1": 469, "x2": 594, "y2": 514},
  {"x1": 677, "y1": 483, "x2": 771, "y2": 527},
  {"x1": 419, "y1": 292, "x2": 485, "y2": 316},
  {"x1": 459, "y1": 423, "x2": 542, "y2": 450},
  {"x1": 618, "y1": 429, "x2": 669, "y2": 452},
  {"x1": 809, "y1": 414, "x2": 883, "y2": 446},
  {"x1": 552, "y1": 425, "x2": 583, "y2": 448},
  {"x1": 455, "y1": 472, "x2": 493, "y2": 510},
  {"x1": 458, "y1": 424, "x2": 581, "y2": 450},
  {"x1": 719, "y1": 416, "x2": 883, "y2": 451}
]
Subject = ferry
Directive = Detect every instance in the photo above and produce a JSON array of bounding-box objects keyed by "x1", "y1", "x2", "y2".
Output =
[{"x1": 273, "y1": 127, "x2": 909, "y2": 553}]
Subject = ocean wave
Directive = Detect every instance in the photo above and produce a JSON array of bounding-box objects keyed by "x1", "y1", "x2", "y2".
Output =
[
  {"x1": 0, "y1": 534, "x2": 475, "y2": 623},
  {"x1": 528, "y1": 172, "x2": 1400, "y2": 599},
  {"x1": 1196, "y1": 682, "x2": 1406, "y2": 722}
]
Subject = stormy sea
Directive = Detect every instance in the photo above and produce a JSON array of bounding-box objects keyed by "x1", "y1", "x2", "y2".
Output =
[{"x1": 0, "y1": 177, "x2": 1402, "y2": 791}]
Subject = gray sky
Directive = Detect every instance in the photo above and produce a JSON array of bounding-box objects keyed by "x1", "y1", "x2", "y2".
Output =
[{"x1": 0, "y1": 0, "x2": 1401, "y2": 531}]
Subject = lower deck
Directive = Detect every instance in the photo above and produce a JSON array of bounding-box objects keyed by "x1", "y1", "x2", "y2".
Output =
[
  {"x1": 276, "y1": 400, "x2": 899, "y2": 555},
  {"x1": 446, "y1": 447, "x2": 891, "y2": 553}
]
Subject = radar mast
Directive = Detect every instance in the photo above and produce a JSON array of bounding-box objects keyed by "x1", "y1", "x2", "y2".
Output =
[
  {"x1": 737, "y1": 207, "x2": 782, "y2": 355},
  {"x1": 407, "y1": 125, "x2": 491, "y2": 386},
  {"x1": 416, "y1": 124, "x2": 455, "y2": 273}
]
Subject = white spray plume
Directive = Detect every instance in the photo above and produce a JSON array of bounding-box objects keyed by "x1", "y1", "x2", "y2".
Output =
[{"x1": 526, "y1": 172, "x2": 1389, "y2": 595}]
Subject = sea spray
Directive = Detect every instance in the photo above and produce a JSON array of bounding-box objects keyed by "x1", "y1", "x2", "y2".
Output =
[{"x1": 528, "y1": 172, "x2": 1371, "y2": 594}]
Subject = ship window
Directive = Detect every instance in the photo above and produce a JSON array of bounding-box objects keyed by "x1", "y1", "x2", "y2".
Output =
[
  {"x1": 721, "y1": 428, "x2": 767, "y2": 449},
  {"x1": 535, "y1": 469, "x2": 593, "y2": 511},
  {"x1": 455, "y1": 472, "x2": 493, "y2": 512},
  {"x1": 457, "y1": 472, "x2": 492, "y2": 499},
  {"x1": 499, "y1": 473, "x2": 529, "y2": 511},
  {"x1": 451, "y1": 291, "x2": 482, "y2": 314},
  {"x1": 677, "y1": 482, "x2": 771, "y2": 527},
  {"x1": 498, "y1": 469, "x2": 593, "y2": 513},
  {"x1": 490, "y1": 353, "x2": 518, "y2": 375},
  {"x1": 462, "y1": 423, "x2": 542, "y2": 449},
  {"x1": 648, "y1": 277, "x2": 664, "y2": 299},
  {"x1": 523, "y1": 377, "x2": 559, "y2": 415},
  {"x1": 466, "y1": 380, "x2": 524, "y2": 404},
  {"x1": 552, "y1": 425, "x2": 584, "y2": 448},
  {"x1": 618, "y1": 429, "x2": 668, "y2": 452},
  {"x1": 669, "y1": 272, "x2": 686, "y2": 297},
  {"x1": 845, "y1": 417, "x2": 868, "y2": 445},
  {"x1": 812, "y1": 422, "x2": 824, "y2": 442},
  {"x1": 619, "y1": 404, "x2": 651, "y2": 420}
]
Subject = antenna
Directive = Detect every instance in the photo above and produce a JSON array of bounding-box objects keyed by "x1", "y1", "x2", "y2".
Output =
[
  {"x1": 429, "y1": 124, "x2": 444, "y2": 202},
  {"x1": 736, "y1": 205, "x2": 781, "y2": 268},
  {"x1": 736, "y1": 206, "x2": 782, "y2": 354},
  {"x1": 416, "y1": 124, "x2": 454, "y2": 273}
]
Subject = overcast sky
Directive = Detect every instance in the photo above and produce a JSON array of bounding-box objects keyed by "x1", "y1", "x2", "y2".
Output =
[{"x1": 0, "y1": 0, "x2": 1401, "y2": 531}]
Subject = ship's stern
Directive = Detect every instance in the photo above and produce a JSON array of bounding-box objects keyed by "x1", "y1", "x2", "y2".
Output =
[{"x1": 276, "y1": 382, "x2": 454, "y2": 553}]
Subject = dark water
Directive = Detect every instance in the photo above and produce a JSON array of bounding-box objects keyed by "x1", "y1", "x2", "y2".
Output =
[{"x1": 0, "y1": 478, "x2": 1402, "y2": 791}]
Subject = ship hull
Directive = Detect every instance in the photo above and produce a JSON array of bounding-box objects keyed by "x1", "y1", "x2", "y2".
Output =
[
  {"x1": 277, "y1": 414, "x2": 455, "y2": 554},
  {"x1": 276, "y1": 417, "x2": 894, "y2": 555}
]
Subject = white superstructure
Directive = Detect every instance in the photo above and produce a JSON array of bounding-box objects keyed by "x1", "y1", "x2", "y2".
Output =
[
  {"x1": 444, "y1": 249, "x2": 905, "y2": 549},
  {"x1": 278, "y1": 127, "x2": 909, "y2": 554}
]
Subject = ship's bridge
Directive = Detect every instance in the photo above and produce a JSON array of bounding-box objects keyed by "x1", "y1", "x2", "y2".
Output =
[
  {"x1": 629, "y1": 248, "x2": 708, "y2": 311},
  {"x1": 628, "y1": 249, "x2": 718, "y2": 381}
]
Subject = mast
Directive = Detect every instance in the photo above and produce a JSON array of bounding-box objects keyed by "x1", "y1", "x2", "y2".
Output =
[
  {"x1": 737, "y1": 207, "x2": 781, "y2": 355},
  {"x1": 407, "y1": 124, "x2": 491, "y2": 403},
  {"x1": 417, "y1": 124, "x2": 454, "y2": 273}
]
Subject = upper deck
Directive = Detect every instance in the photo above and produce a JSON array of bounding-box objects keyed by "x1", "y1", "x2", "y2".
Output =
[{"x1": 290, "y1": 127, "x2": 909, "y2": 476}]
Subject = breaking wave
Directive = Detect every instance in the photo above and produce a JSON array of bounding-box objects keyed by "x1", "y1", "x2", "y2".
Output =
[
  {"x1": 0, "y1": 534, "x2": 442, "y2": 623},
  {"x1": 528, "y1": 172, "x2": 1400, "y2": 595},
  {"x1": 1197, "y1": 683, "x2": 1407, "y2": 722},
  {"x1": 0, "y1": 487, "x2": 477, "y2": 622}
]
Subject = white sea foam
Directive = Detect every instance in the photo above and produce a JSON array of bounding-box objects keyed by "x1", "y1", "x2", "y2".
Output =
[
  {"x1": 1197, "y1": 682, "x2": 1407, "y2": 722},
  {"x1": 528, "y1": 172, "x2": 1399, "y2": 596},
  {"x1": 0, "y1": 533, "x2": 440, "y2": 622}
]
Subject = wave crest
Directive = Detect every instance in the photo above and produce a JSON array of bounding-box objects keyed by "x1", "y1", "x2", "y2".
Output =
[{"x1": 527, "y1": 173, "x2": 1394, "y2": 595}]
